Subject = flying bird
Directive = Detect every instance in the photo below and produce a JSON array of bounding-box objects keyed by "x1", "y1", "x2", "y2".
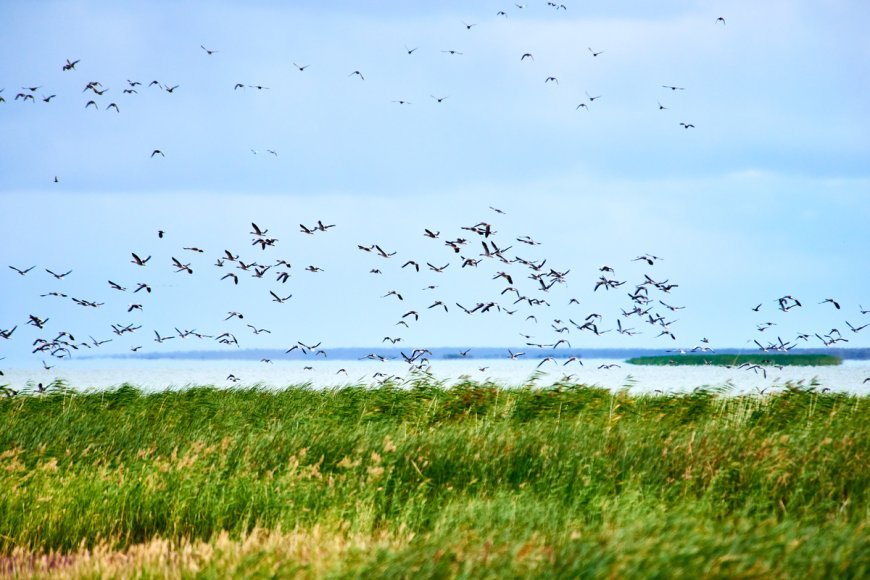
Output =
[
  {"x1": 171, "y1": 257, "x2": 193, "y2": 274},
  {"x1": 9, "y1": 265, "x2": 35, "y2": 275},
  {"x1": 130, "y1": 253, "x2": 151, "y2": 266},
  {"x1": 270, "y1": 291, "x2": 292, "y2": 303},
  {"x1": 45, "y1": 268, "x2": 72, "y2": 279}
]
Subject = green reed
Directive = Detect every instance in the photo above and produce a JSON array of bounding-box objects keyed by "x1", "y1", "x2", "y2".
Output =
[{"x1": 0, "y1": 381, "x2": 866, "y2": 577}]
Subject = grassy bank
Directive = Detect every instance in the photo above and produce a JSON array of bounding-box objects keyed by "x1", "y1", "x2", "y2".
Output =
[
  {"x1": 1, "y1": 382, "x2": 867, "y2": 577},
  {"x1": 627, "y1": 353, "x2": 842, "y2": 367}
]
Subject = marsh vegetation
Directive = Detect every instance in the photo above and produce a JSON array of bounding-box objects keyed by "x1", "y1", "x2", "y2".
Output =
[{"x1": 1, "y1": 381, "x2": 866, "y2": 577}]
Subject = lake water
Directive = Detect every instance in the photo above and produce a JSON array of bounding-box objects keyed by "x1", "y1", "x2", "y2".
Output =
[{"x1": 3, "y1": 358, "x2": 869, "y2": 395}]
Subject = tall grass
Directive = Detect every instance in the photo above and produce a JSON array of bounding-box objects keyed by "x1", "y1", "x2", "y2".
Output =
[{"x1": 0, "y1": 381, "x2": 867, "y2": 577}]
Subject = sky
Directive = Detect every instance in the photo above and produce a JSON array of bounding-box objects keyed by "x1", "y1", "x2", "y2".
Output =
[{"x1": 1, "y1": 0, "x2": 869, "y2": 367}]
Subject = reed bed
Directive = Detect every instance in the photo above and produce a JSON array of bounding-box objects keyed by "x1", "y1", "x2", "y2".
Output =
[{"x1": 0, "y1": 381, "x2": 867, "y2": 577}]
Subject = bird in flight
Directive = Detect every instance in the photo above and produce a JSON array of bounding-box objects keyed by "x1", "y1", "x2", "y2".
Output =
[
  {"x1": 662, "y1": 85, "x2": 685, "y2": 91},
  {"x1": 293, "y1": 62, "x2": 309, "y2": 71},
  {"x1": 270, "y1": 291, "x2": 292, "y2": 303},
  {"x1": 45, "y1": 268, "x2": 72, "y2": 279},
  {"x1": 404, "y1": 46, "x2": 418, "y2": 55},
  {"x1": 151, "y1": 149, "x2": 164, "y2": 157},
  {"x1": 715, "y1": 17, "x2": 726, "y2": 25},
  {"x1": 846, "y1": 321, "x2": 869, "y2": 333},
  {"x1": 171, "y1": 257, "x2": 193, "y2": 274},
  {"x1": 9, "y1": 265, "x2": 35, "y2": 275},
  {"x1": 348, "y1": 70, "x2": 365, "y2": 80},
  {"x1": 679, "y1": 122, "x2": 695, "y2": 129},
  {"x1": 521, "y1": 53, "x2": 534, "y2": 61},
  {"x1": 441, "y1": 50, "x2": 463, "y2": 56},
  {"x1": 588, "y1": 47, "x2": 604, "y2": 57},
  {"x1": 545, "y1": 76, "x2": 559, "y2": 84},
  {"x1": 200, "y1": 45, "x2": 218, "y2": 55},
  {"x1": 431, "y1": 95, "x2": 448, "y2": 103},
  {"x1": 62, "y1": 59, "x2": 80, "y2": 71},
  {"x1": 820, "y1": 298, "x2": 840, "y2": 310},
  {"x1": 131, "y1": 252, "x2": 151, "y2": 266}
]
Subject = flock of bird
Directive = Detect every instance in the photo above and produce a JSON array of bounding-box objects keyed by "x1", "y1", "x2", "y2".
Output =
[
  {"x1": 2, "y1": 202, "x2": 867, "y2": 392},
  {"x1": 2, "y1": 4, "x2": 867, "y2": 393},
  {"x1": 1, "y1": 1, "x2": 721, "y2": 171}
]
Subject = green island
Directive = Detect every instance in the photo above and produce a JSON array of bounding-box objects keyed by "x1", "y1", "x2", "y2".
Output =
[
  {"x1": 1, "y1": 382, "x2": 867, "y2": 577},
  {"x1": 627, "y1": 353, "x2": 842, "y2": 367}
]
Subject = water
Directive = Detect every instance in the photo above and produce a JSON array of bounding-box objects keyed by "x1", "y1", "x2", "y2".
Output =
[{"x1": 3, "y1": 358, "x2": 869, "y2": 395}]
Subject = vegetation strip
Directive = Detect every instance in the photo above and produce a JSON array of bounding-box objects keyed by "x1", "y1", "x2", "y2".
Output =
[
  {"x1": 1, "y1": 382, "x2": 867, "y2": 577},
  {"x1": 626, "y1": 353, "x2": 842, "y2": 366}
]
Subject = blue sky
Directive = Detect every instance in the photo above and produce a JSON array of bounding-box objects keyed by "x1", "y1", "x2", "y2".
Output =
[{"x1": 1, "y1": 1, "x2": 869, "y2": 366}]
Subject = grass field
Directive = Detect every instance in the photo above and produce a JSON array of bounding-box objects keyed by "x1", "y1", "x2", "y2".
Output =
[
  {"x1": 626, "y1": 353, "x2": 842, "y2": 367},
  {"x1": 0, "y1": 381, "x2": 867, "y2": 577}
]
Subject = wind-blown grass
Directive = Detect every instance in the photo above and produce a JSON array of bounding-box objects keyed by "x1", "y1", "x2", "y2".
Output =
[{"x1": 0, "y1": 381, "x2": 867, "y2": 577}]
